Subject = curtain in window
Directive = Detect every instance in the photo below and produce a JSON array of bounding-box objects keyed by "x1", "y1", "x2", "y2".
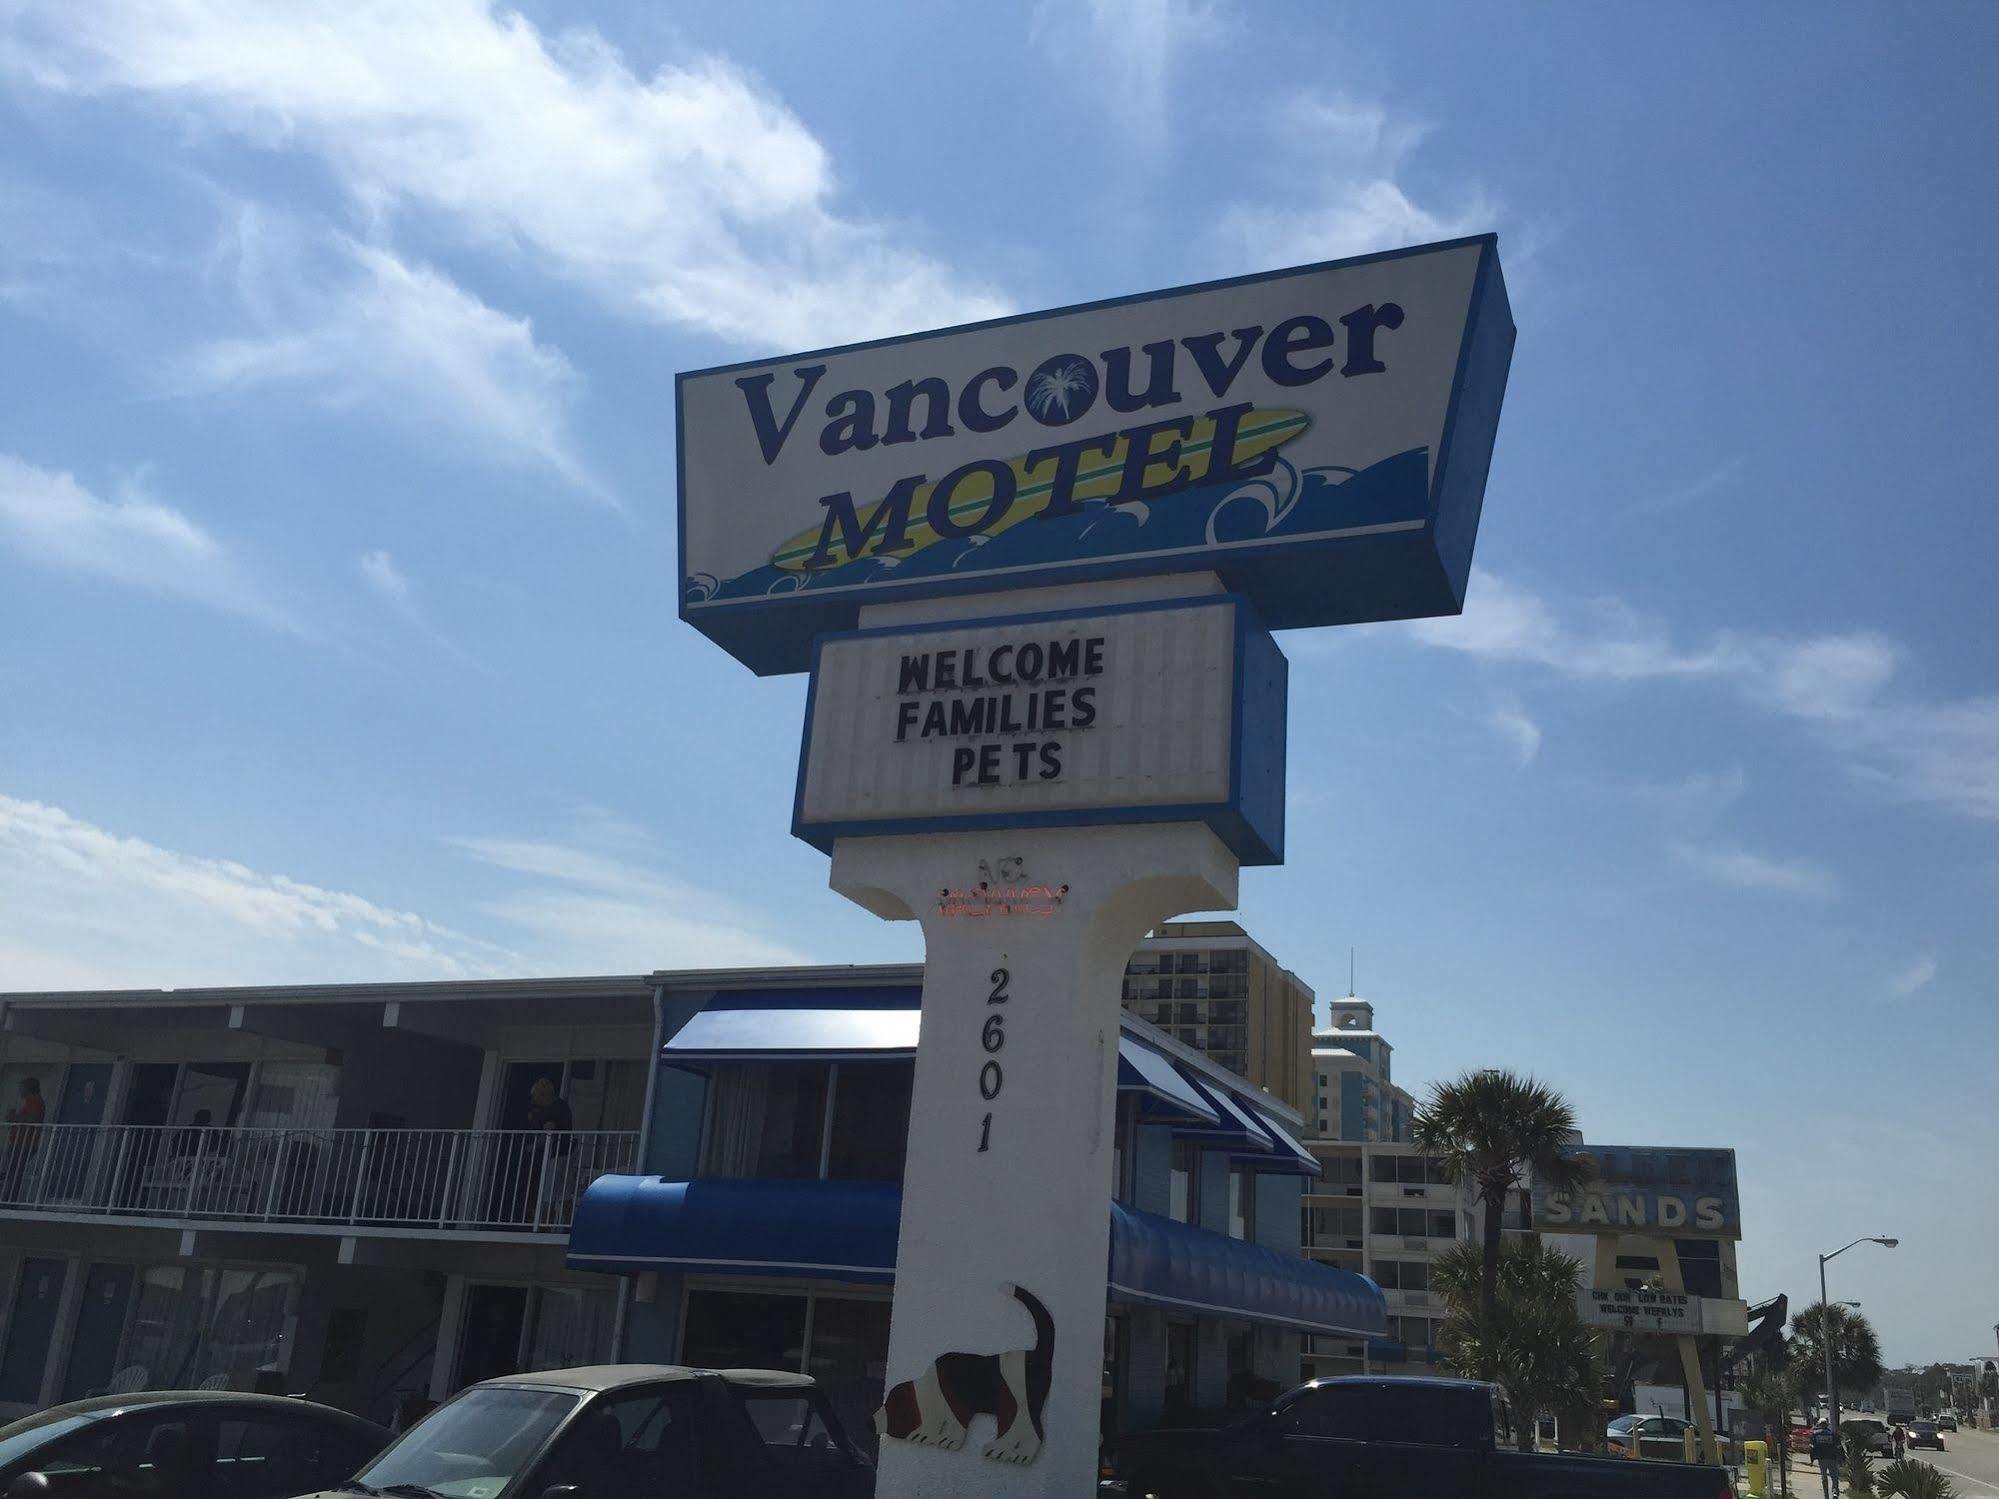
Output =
[
  {"x1": 703, "y1": 1066, "x2": 769, "y2": 1177},
  {"x1": 242, "y1": 1063, "x2": 342, "y2": 1132},
  {"x1": 199, "y1": 1268, "x2": 301, "y2": 1388},
  {"x1": 526, "y1": 1286, "x2": 615, "y2": 1371}
]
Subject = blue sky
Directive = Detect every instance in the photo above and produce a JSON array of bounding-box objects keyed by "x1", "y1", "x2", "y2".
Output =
[{"x1": 1, "y1": 2, "x2": 1992, "y2": 1364}]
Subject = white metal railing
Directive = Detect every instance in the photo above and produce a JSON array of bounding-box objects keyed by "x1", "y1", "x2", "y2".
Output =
[{"x1": 0, "y1": 1123, "x2": 638, "y2": 1233}]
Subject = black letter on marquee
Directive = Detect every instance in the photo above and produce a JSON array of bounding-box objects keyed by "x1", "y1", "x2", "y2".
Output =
[
  {"x1": 882, "y1": 375, "x2": 956, "y2": 445},
  {"x1": 951, "y1": 746, "x2": 976, "y2": 784},
  {"x1": 928, "y1": 459, "x2": 1017, "y2": 539},
  {"x1": 958, "y1": 367, "x2": 1019, "y2": 434},
  {"x1": 1181, "y1": 327, "x2": 1264, "y2": 399},
  {"x1": 1108, "y1": 416, "x2": 1197, "y2": 506},
  {"x1": 1046, "y1": 638, "x2": 1080, "y2": 679},
  {"x1": 1340, "y1": 303, "x2": 1405, "y2": 376},
  {"x1": 734, "y1": 365, "x2": 826, "y2": 465},
  {"x1": 898, "y1": 654, "x2": 931, "y2": 694},
  {"x1": 1025, "y1": 433, "x2": 1117, "y2": 523},
  {"x1": 1101, "y1": 340, "x2": 1182, "y2": 413},
  {"x1": 1203, "y1": 402, "x2": 1280, "y2": 488},
  {"x1": 807, "y1": 474, "x2": 922, "y2": 568},
  {"x1": 1262, "y1": 315, "x2": 1337, "y2": 387}
]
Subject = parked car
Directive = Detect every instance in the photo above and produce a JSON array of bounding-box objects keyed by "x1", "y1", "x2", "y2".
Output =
[
  {"x1": 1111, "y1": 1376, "x2": 1733, "y2": 1499},
  {"x1": 1606, "y1": 1414, "x2": 1694, "y2": 1460},
  {"x1": 0, "y1": 1390, "x2": 388, "y2": 1499},
  {"x1": 1906, "y1": 1421, "x2": 1946, "y2": 1451},
  {"x1": 1938, "y1": 1413, "x2": 1959, "y2": 1432},
  {"x1": 291, "y1": 1364, "x2": 874, "y2": 1499},
  {"x1": 1844, "y1": 1419, "x2": 1895, "y2": 1456}
]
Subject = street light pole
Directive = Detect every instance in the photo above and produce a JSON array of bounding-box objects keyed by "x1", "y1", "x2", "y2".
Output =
[{"x1": 1818, "y1": 1236, "x2": 1898, "y2": 1499}]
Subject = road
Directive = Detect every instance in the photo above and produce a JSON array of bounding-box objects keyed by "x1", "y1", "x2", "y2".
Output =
[
  {"x1": 1914, "y1": 1424, "x2": 1999, "y2": 1496},
  {"x1": 1792, "y1": 1424, "x2": 1999, "y2": 1496}
]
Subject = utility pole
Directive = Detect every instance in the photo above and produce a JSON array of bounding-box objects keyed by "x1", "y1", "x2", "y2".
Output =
[{"x1": 1817, "y1": 1236, "x2": 1898, "y2": 1499}]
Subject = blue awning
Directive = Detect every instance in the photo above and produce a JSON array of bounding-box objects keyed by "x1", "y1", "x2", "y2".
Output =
[
  {"x1": 1109, "y1": 1203, "x2": 1385, "y2": 1337},
  {"x1": 664, "y1": 999, "x2": 1221, "y2": 1127},
  {"x1": 1118, "y1": 1043, "x2": 1220, "y2": 1124},
  {"x1": 567, "y1": 1177, "x2": 901, "y2": 1283},
  {"x1": 1177, "y1": 1073, "x2": 1278, "y2": 1150},
  {"x1": 663, "y1": 1005, "x2": 920, "y2": 1063},
  {"x1": 569, "y1": 1178, "x2": 1386, "y2": 1339},
  {"x1": 1239, "y1": 1110, "x2": 1322, "y2": 1178}
]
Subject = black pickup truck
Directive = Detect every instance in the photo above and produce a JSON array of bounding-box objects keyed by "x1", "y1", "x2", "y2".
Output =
[{"x1": 1113, "y1": 1376, "x2": 1732, "y2": 1499}]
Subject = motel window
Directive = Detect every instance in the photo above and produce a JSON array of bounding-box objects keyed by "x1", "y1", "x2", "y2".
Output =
[
  {"x1": 681, "y1": 1288, "x2": 890, "y2": 1450},
  {"x1": 1169, "y1": 1140, "x2": 1199, "y2": 1223},
  {"x1": 1228, "y1": 1171, "x2": 1253, "y2": 1241},
  {"x1": 826, "y1": 1064, "x2": 914, "y2": 1183},
  {"x1": 703, "y1": 1062, "x2": 913, "y2": 1183}
]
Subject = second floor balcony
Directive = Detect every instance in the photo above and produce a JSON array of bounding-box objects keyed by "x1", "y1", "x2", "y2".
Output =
[{"x1": 0, "y1": 1122, "x2": 640, "y2": 1235}]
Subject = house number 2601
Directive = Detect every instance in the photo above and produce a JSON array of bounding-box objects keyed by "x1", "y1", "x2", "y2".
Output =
[{"x1": 977, "y1": 966, "x2": 1008, "y2": 1152}]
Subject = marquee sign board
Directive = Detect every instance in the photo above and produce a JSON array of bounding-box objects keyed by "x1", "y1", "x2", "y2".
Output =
[
  {"x1": 1535, "y1": 1145, "x2": 1741, "y2": 1240},
  {"x1": 679, "y1": 235, "x2": 1515, "y2": 674},
  {"x1": 794, "y1": 594, "x2": 1286, "y2": 864},
  {"x1": 1578, "y1": 1287, "x2": 1748, "y2": 1337}
]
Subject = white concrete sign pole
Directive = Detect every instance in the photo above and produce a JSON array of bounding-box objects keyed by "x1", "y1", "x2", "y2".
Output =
[{"x1": 832, "y1": 822, "x2": 1237, "y2": 1499}]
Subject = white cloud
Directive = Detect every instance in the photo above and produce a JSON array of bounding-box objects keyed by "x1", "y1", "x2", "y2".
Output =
[
  {"x1": 0, "y1": 793, "x2": 517, "y2": 987},
  {"x1": 1629, "y1": 456, "x2": 1746, "y2": 519},
  {"x1": 359, "y1": 548, "x2": 410, "y2": 606},
  {"x1": 357, "y1": 546, "x2": 483, "y2": 669},
  {"x1": 451, "y1": 833, "x2": 808, "y2": 972},
  {"x1": 1032, "y1": 0, "x2": 1229, "y2": 149},
  {"x1": 1408, "y1": 570, "x2": 1999, "y2": 821},
  {"x1": 175, "y1": 216, "x2": 606, "y2": 500},
  {"x1": 1216, "y1": 90, "x2": 1494, "y2": 270},
  {"x1": 1670, "y1": 841, "x2": 1838, "y2": 900},
  {"x1": 0, "y1": 453, "x2": 291, "y2": 625},
  {"x1": 1887, "y1": 954, "x2": 1937, "y2": 999},
  {"x1": 8, "y1": 0, "x2": 1007, "y2": 350},
  {"x1": 1486, "y1": 699, "x2": 1542, "y2": 767}
]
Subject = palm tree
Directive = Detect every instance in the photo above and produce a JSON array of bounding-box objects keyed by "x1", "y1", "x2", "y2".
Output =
[
  {"x1": 1875, "y1": 1459, "x2": 1958, "y2": 1499},
  {"x1": 1740, "y1": 1365, "x2": 1814, "y2": 1497},
  {"x1": 1411, "y1": 1070, "x2": 1592, "y2": 1345},
  {"x1": 1789, "y1": 1302, "x2": 1885, "y2": 1404},
  {"x1": 1434, "y1": 1236, "x2": 1602, "y2": 1446},
  {"x1": 1841, "y1": 1425, "x2": 1877, "y2": 1495}
]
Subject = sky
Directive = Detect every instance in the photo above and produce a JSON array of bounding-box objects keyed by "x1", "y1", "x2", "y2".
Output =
[{"x1": 1, "y1": 1, "x2": 1993, "y2": 1365}]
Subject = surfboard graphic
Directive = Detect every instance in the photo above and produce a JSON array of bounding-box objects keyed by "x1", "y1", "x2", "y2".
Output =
[{"x1": 767, "y1": 407, "x2": 1311, "y2": 573}]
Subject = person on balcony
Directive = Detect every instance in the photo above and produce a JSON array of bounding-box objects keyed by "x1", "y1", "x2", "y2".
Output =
[
  {"x1": 527, "y1": 1077, "x2": 574, "y2": 1214},
  {"x1": 3, "y1": 1076, "x2": 45, "y2": 1200}
]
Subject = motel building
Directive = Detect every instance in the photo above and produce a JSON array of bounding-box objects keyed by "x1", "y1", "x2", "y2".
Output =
[
  {"x1": 0, "y1": 975, "x2": 658, "y2": 1422},
  {"x1": 0, "y1": 963, "x2": 1386, "y2": 1441},
  {"x1": 569, "y1": 963, "x2": 1385, "y2": 1446}
]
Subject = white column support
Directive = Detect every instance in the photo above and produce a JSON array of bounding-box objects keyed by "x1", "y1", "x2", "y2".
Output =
[{"x1": 833, "y1": 822, "x2": 1237, "y2": 1499}]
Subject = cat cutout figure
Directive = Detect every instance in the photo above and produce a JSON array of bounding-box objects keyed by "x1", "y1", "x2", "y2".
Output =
[{"x1": 873, "y1": 1283, "x2": 1054, "y2": 1465}]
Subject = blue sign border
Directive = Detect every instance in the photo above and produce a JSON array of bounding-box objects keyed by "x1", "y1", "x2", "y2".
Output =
[
  {"x1": 678, "y1": 234, "x2": 1515, "y2": 676},
  {"x1": 791, "y1": 593, "x2": 1287, "y2": 866}
]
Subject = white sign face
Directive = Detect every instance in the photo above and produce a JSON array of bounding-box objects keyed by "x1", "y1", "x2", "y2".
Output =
[
  {"x1": 1579, "y1": 1288, "x2": 1748, "y2": 1337},
  {"x1": 793, "y1": 596, "x2": 1286, "y2": 863},
  {"x1": 679, "y1": 236, "x2": 1513, "y2": 673}
]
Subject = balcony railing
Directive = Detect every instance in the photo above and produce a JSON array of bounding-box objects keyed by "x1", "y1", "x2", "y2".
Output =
[{"x1": 0, "y1": 1123, "x2": 638, "y2": 1233}]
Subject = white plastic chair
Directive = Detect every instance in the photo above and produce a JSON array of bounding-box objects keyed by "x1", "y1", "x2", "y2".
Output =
[
  {"x1": 197, "y1": 1373, "x2": 230, "y2": 1391},
  {"x1": 108, "y1": 1366, "x2": 148, "y2": 1395}
]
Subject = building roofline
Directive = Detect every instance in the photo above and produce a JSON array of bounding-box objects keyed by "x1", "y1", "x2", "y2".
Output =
[{"x1": 0, "y1": 973, "x2": 659, "y2": 1009}]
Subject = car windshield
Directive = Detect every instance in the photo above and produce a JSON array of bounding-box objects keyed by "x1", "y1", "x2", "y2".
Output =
[
  {"x1": 355, "y1": 1387, "x2": 578, "y2": 1499},
  {"x1": 0, "y1": 1413, "x2": 102, "y2": 1470}
]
